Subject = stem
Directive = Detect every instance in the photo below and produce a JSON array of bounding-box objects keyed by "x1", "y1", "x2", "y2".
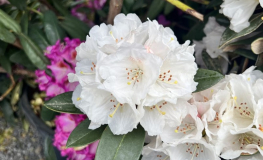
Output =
[
  {"x1": 0, "y1": 75, "x2": 15, "y2": 101},
  {"x1": 166, "y1": 0, "x2": 204, "y2": 21},
  {"x1": 0, "y1": 67, "x2": 36, "y2": 78},
  {"x1": 107, "y1": 0, "x2": 123, "y2": 24},
  {"x1": 26, "y1": 7, "x2": 43, "y2": 17}
]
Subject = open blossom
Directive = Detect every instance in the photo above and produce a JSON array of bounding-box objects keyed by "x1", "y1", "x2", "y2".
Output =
[
  {"x1": 220, "y1": 0, "x2": 262, "y2": 32},
  {"x1": 36, "y1": 38, "x2": 81, "y2": 98},
  {"x1": 68, "y1": 13, "x2": 198, "y2": 135},
  {"x1": 53, "y1": 114, "x2": 99, "y2": 160},
  {"x1": 194, "y1": 17, "x2": 228, "y2": 74}
]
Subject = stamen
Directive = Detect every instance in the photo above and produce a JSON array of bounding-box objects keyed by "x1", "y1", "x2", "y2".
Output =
[
  {"x1": 76, "y1": 97, "x2": 81, "y2": 101},
  {"x1": 109, "y1": 31, "x2": 118, "y2": 43},
  {"x1": 109, "y1": 103, "x2": 120, "y2": 118},
  {"x1": 80, "y1": 71, "x2": 95, "y2": 75},
  {"x1": 155, "y1": 105, "x2": 166, "y2": 115}
]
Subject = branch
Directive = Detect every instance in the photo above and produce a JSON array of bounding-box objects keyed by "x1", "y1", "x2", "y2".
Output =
[
  {"x1": 166, "y1": 0, "x2": 204, "y2": 21},
  {"x1": 0, "y1": 74, "x2": 15, "y2": 101},
  {"x1": 0, "y1": 67, "x2": 36, "y2": 78},
  {"x1": 107, "y1": 0, "x2": 123, "y2": 24}
]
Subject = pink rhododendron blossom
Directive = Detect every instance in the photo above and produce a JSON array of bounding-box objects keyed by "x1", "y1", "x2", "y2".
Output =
[
  {"x1": 53, "y1": 114, "x2": 99, "y2": 160},
  {"x1": 35, "y1": 38, "x2": 81, "y2": 98},
  {"x1": 0, "y1": 0, "x2": 9, "y2": 5}
]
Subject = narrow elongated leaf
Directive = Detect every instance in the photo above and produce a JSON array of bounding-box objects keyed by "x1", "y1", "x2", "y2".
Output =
[
  {"x1": 95, "y1": 125, "x2": 145, "y2": 160},
  {"x1": 147, "y1": 0, "x2": 165, "y2": 19},
  {"x1": 44, "y1": 92, "x2": 83, "y2": 114},
  {"x1": 20, "y1": 12, "x2": 28, "y2": 35},
  {"x1": 41, "y1": 106, "x2": 58, "y2": 121},
  {"x1": 233, "y1": 49, "x2": 257, "y2": 61},
  {"x1": 28, "y1": 25, "x2": 50, "y2": 50},
  {"x1": 0, "y1": 55, "x2": 11, "y2": 73},
  {"x1": 60, "y1": 16, "x2": 90, "y2": 40},
  {"x1": 0, "y1": 9, "x2": 21, "y2": 33},
  {"x1": 220, "y1": 13, "x2": 263, "y2": 48},
  {"x1": 194, "y1": 69, "x2": 224, "y2": 92},
  {"x1": 43, "y1": 11, "x2": 66, "y2": 44},
  {"x1": 0, "y1": 23, "x2": 16, "y2": 44},
  {"x1": 44, "y1": 137, "x2": 57, "y2": 160},
  {"x1": 18, "y1": 33, "x2": 49, "y2": 69},
  {"x1": 0, "y1": 41, "x2": 7, "y2": 56},
  {"x1": 164, "y1": 2, "x2": 174, "y2": 15},
  {"x1": 9, "y1": 50, "x2": 35, "y2": 69},
  {"x1": 67, "y1": 119, "x2": 106, "y2": 148},
  {"x1": 202, "y1": 50, "x2": 222, "y2": 73},
  {"x1": 52, "y1": 0, "x2": 70, "y2": 16}
]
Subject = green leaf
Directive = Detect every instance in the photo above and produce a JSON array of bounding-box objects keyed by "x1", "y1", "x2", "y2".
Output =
[
  {"x1": 256, "y1": 53, "x2": 263, "y2": 67},
  {"x1": 44, "y1": 137, "x2": 57, "y2": 160},
  {"x1": 28, "y1": 25, "x2": 50, "y2": 50},
  {"x1": 147, "y1": 0, "x2": 165, "y2": 19},
  {"x1": 52, "y1": 0, "x2": 70, "y2": 16},
  {"x1": 0, "y1": 100, "x2": 16, "y2": 126},
  {"x1": 233, "y1": 49, "x2": 257, "y2": 61},
  {"x1": 0, "y1": 23, "x2": 16, "y2": 44},
  {"x1": 184, "y1": 22, "x2": 205, "y2": 41},
  {"x1": 43, "y1": 11, "x2": 66, "y2": 44},
  {"x1": 132, "y1": 0, "x2": 145, "y2": 11},
  {"x1": 95, "y1": 125, "x2": 145, "y2": 160},
  {"x1": 164, "y1": 2, "x2": 174, "y2": 15},
  {"x1": 220, "y1": 13, "x2": 263, "y2": 48},
  {"x1": 0, "y1": 9, "x2": 21, "y2": 33},
  {"x1": 20, "y1": 12, "x2": 28, "y2": 35},
  {"x1": 123, "y1": 0, "x2": 134, "y2": 12},
  {"x1": 8, "y1": 0, "x2": 27, "y2": 10},
  {"x1": 0, "y1": 41, "x2": 7, "y2": 56},
  {"x1": 194, "y1": 69, "x2": 224, "y2": 92},
  {"x1": 67, "y1": 119, "x2": 106, "y2": 148},
  {"x1": 18, "y1": 33, "x2": 49, "y2": 69},
  {"x1": 0, "y1": 55, "x2": 12, "y2": 73},
  {"x1": 9, "y1": 50, "x2": 35, "y2": 69},
  {"x1": 41, "y1": 106, "x2": 58, "y2": 121},
  {"x1": 43, "y1": 92, "x2": 84, "y2": 114},
  {"x1": 60, "y1": 16, "x2": 90, "y2": 41},
  {"x1": 202, "y1": 50, "x2": 222, "y2": 73},
  {"x1": 207, "y1": 0, "x2": 223, "y2": 8}
]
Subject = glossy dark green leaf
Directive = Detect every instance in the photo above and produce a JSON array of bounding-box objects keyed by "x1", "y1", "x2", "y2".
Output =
[
  {"x1": 256, "y1": 53, "x2": 263, "y2": 67},
  {"x1": 132, "y1": 0, "x2": 145, "y2": 11},
  {"x1": 9, "y1": 50, "x2": 35, "y2": 69},
  {"x1": 67, "y1": 119, "x2": 106, "y2": 148},
  {"x1": 0, "y1": 9, "x2": 21, "y2": 33},
  {"x1": 41, "y1": 106, "x2": 58, "y2": 121},
  {"x1": 18, "y1": 33, "x2": 49, "y2": 69},
  {"x1": 44, "y1": 92, "x2": 84, "y2": 114},
  {"x1": 52, "y1": 0, "x2": 70, "y2": 16},
  {"x1": 0, "y1": 55, "x2": 12, "y2": 73},
  {"x1": 20, "y1": 12, "x2": 28, "y2": 35},
  {"x1": 194, "y1": 69, "x2": 224, "y2": 92},
  {"x1": 164, "y1": 2, "x2": 174, "y2": 15},
  {"x1": 43, "y1": 11, "x2": 66, "y2": 44},
  {"x1": 28, "y1": 25, "x2": 50, "y2": 50},
  {"x1": 202, "y1": 50, "x2": 222, "y2": 73},
  {"x1": 95, "y1": 125, "x2": 145, "y2": 160},
  {"x1": 207, "y1": 0, "x2": 223, "y2": 8},
  {"x1": 60, "y1": 16, "x2": 90, "y2": 40},
  {"x1": 8, "y1": 0, "x2": 27, "y2": 10},
  {"x1": 0, "y1": 100, "x2": 16, "y2": 126},
  {"x1": 147, "y1": 0, "x2": 165, "y2": 19},
  {"x1": 233, "y1": 49, "x2": 257, "y2": 61},
  {"x1": 44, "y1": 137, "x2": 57, "y2": 160},
  {"x1": 220, "y1": 13, "x2": 263, "y2": 48},
  {"x1": 0, "y1": 41, "x2": 7, "y2": 56},
  {"x1": 0, "y1": 23, "x2": 16, "y2": 44},
  {"x1": 123, "y1": 0, "x2": 134, "y2": 12}
]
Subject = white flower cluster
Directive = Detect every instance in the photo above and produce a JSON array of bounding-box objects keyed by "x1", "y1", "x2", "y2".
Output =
[
  {"x1": 142, "y1": 66, "x2": 263, "y2": 160},
  {"x1": 68, "y1": 13, "x2": 198, "y2": 135},
  {"x1": 220, "y1": 0, "x2": 263, "y2": 32}
]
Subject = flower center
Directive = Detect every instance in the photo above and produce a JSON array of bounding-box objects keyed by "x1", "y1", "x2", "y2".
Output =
[
  {"x1": 80, "y1": 62, "x2": 96, "y2": 75},
  {"x1": 185, "y1": 143, "x2": 204, "y2": 160},
  {"x1": 233, "y1": 96, "x2": 254, "y2": 119},
  {"x1": 149, "y1": 102, "x2": 167, "y2": 115},
  {"x1": 126, "y1": 68, "x2": 143, "y2": 85},
  {"x1": 158, "y1": 70, "x2": 178, "y2": 85},
  {"x1": 174, "y1": 121, "x2": 195, "y2": 134},
  {"x1": 208, "y1": 112, "x2": 222, "y2": 129},
  {"x1": 234, "y1": 133, "x2": 263, "y2": 153}
]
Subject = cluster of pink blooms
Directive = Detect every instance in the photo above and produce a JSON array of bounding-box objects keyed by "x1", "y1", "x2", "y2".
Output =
[
  {"x1": 54, "y1": 114, "x2": 99, "y2": 160},
  {"x1": 36, "y1": 38, "x2": 98, "y2": 160},
  {"x1": 71, "y1": 0, "x2": 107, "y2": 26}
]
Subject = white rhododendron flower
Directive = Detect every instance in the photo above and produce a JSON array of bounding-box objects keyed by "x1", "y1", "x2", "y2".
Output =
[
  {"x1": 194, "y1": 17, "x2": 228, "y2": 74},
  {"x1": 220, "y1": 0, "x2": 262, "y2": 32},
  {"x1": 164, "y1": 138, "x2": 220, "y2": 160},
  {"x1": 68, "y1": 13, "x2": 198, "y2": 135},
  {"x1": 216, "y1": 127, "x2": 263, "y2": 159}
]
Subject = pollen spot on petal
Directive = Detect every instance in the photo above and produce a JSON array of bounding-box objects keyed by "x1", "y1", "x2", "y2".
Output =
[
  {"x1": 247, "y1": 77, "x2": 251, "y2": 81},
  {"x1": 219, "y1": 119, "x2": 222, "y2": 123},
  {"x1": 77, "y1": 97, "x2": 81, "y2": 101},
  {"x1": 175, "y1": 130, "x2": 178, "y2": 133},
  {"x1": 127, "y1": 82, "x2": 131, "y2": 85},
  {"x1": 233, "y1": 96, "x2": 237, "y2": 100},
  {"x1": 174, "y1": 80, "x2": 178, "y2": 84}
]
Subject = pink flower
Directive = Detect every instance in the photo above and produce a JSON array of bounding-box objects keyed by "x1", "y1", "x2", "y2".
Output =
[
  {"x1": 53, "y1": 114, "x2": 99, "y2": 160},
  {"x1": 0, "y1": 0, "x2": 9, "y2": 5},
  {"x1": 35, "y1": 38, "x2": 82, "y2": 98}
]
